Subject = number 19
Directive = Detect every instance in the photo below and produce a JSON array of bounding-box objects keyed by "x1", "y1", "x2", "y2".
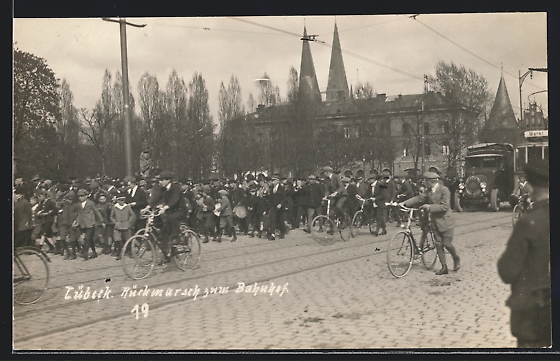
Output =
[{"x1": 131, "y1": 303, "x2": 149, "y2": 319}]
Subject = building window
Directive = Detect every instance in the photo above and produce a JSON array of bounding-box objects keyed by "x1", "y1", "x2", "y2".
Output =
[
  {"x1": 424, "y1": 122, "x2": 430, "y2": 135},
  {"x1": 442, "y1": 140, "x2": 450, "y2": 156},
  {"x1": 403, "y1": 142, "x2": 411, "y2": 157},
  {"x1": 344, "y1": 126, "x2": 351, "y2": 138},
  {"x1": 402, "y1": 123, "x2": 409, "y2": 136},
  {"x1": 440, "y1": 121, "x2": 450, "y2": 134},
  {"x1": 424, "y1": 141, "x2": 431, "y2": 156}
]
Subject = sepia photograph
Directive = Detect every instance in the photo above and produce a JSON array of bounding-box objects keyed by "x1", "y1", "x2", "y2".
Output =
[{"x1": 13, "y1": 9, "x2": 550, "y2": 352}]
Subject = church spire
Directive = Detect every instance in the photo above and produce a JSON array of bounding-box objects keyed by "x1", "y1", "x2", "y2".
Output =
[
  {"x1": 326, "y1": 22, "x2": 349, "y2": 102},
  {"x1": 298, "y1": 26, "x2": 321, "y2": 103}
]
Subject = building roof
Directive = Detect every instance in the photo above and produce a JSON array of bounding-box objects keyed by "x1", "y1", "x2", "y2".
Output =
[
  {"x1": 326, "y1": 22, "x2": 349, "y2": 102},
  {"x1": 485, "y1": 76, "x2": 518, "y2": 130},
  {"x1": 298, "y1": 26, "x2": 322, "y2": 103}
]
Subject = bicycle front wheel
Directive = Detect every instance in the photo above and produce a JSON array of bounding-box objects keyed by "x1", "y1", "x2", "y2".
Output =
[
  {"x1": 512, "y1": 204, "x2": 522, "y2": 227},
  {"x1": 311, "y1": 215, "x2": 336, "y2": 246},
  {"x1": 14, "y1": 248, "x2": 50, "y2": 305},
  {"x1": 339, "y1": 213, "x2": 352, "y2": 242},
  {"x1": 351, "y1": 211, "x2": 364, "y2": 237},
  {"x1": 121, "y1": 235, "x2": 156, "y2": 280},
  {"x1": 173, "y1": 229, "x2": 201, "y2": 271},
  {"x1": 387, "y1": 231, "x2": 414, "y2": 278},
  {"x1": 420, "y1": 231, "x2": 438, "y2": 269}
]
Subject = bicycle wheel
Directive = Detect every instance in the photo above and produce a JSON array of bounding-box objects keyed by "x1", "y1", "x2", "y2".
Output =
[
  {"x1": 310, "y1": 215, "x2": 336, "y2": 246},
  {"x1": 387, "y1": 231, "x2": 414, "y2": 278},
  {"x1": 420, "y1": 231, "x2": 438, "y2": 269},
  {"x1": 14, "y1": 248, "x2": 50, "y2": 305},
  {"x1": 512, "y1": 204, "x2": 523, "y2": 227},
  {"x1": 339, "y1": 213, "x2": 352, "y2": 242},
  {"x1": 351, "y1": 211, "x2": 364, "y2": 237},
  {"x1": 173, "y1": 229, "x2": 201, "y2": 271},
  {"x1": 121, "y1": 235, "x2": 156, "y2": 280}
]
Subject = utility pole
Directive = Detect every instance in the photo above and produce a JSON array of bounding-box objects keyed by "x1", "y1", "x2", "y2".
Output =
[{"x1": 102, "y1": 18, "x2": 146, "y2": 177}]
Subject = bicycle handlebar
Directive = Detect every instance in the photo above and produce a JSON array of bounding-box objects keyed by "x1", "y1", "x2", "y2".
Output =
[{"x1": 140, "y1": 208, "x2": 164, "y2": 219}]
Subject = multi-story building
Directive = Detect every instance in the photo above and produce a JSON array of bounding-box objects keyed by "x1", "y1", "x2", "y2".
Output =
[{"x1": 239, "y1": 23, "x2": 482, "y2": 178}]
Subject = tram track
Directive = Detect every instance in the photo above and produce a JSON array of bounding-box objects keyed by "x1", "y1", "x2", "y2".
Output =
[
  {"x1": 14, "y1": 213, "x2": 511, "y2": 344},
  {"x1": 32, "y1": 210, "x2": 513, "y2": 289},
  {"x1": 15, "y1": 212, "x2": 511, "y2": 317}
]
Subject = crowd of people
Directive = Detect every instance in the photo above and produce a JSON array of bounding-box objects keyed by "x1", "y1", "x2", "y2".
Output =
[
  {"x1": 13, "y1": 158, "x2": 550, "y2": 348},
  {"x1": 13, "y1": 166, "x2": 459, "y2": 261}
]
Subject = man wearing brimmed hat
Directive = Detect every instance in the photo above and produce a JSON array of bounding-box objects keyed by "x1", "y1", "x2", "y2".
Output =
[
  {"x1": 400, "y1": 171, "x2": 460, "y2": 275},
  {"x1": 143, "y1": 170, "x2": 187, "y2": 259},
  {"x1": 498, "y1": 158, "x2": 550, "y2": 348},
  {"x1": 74, "y1": 188, "x2": 105, "y2": 260},
  {"x1": 267, "y1": 175, "x2": 286, "y2": 240}
]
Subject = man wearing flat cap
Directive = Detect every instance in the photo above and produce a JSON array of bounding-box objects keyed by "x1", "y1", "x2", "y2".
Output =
[
  {"x1": 400, "y1": 171, "x2": 460, "y2": 275},
  {"x1": 498, "y1": 158, "x2": 550, "y2": 348},
  {"x1": 142, "y1": 170, "x2": 187, "y2": 260}
]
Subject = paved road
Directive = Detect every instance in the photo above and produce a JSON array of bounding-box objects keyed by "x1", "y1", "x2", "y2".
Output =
[{"x1": 14, "y1": 209, "x2": 519, "y2": 350}]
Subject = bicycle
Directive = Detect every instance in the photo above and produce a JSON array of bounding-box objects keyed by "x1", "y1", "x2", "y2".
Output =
[
  {"x1": 14, "y1": 246, "x2": 50, "y2": 305},
  {"x1": 352, "y1": 196, "x2": 375, "y2": 236},
  {"x1": 386, "y1": 206, "x2": 438, "y2": 278},
  {"x1": 512, "y1": 194, "x2": 533, "y2": 227},
  {"x1": 122, "y1": 209, "x2": 201, "y2": 280},
  {"x1": 310, "y1": 197, "x2": 352, "y2": 245}
]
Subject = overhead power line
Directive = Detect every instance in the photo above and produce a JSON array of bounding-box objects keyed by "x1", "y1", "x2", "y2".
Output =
[
  {"x1": 230, "y1": 17, "x2": 423, "y2": 82},
  {"x1": 412, "y1": 17, "x2": 546, "y2": 92}
]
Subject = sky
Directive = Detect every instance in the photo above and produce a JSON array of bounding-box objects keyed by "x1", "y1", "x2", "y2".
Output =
[{"x1": 13, "y1": 13, "x2": 548, "y2": 124}]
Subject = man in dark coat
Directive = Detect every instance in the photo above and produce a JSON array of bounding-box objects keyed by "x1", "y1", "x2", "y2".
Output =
[
  {"x1": 497, "y1": 159, "x2": 550, "y2": 348},
  {"x1": 305, "y1": 175, "x2": 325, "y2": 233},
  {"x1": 267, "y1": 176, "x2": 286, "y2": 240},
  {"x1": 125, "y1": 176, "x2": 148, "y2": 232},
  {"x1": 401, "y1": 172, "x2": 460, "y2": 275},
  {"x1": 143, "y1": 170, "x2": 187, "y2": 257}
]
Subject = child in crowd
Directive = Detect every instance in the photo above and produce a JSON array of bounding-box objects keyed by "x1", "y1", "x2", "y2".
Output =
[{"x1": 110, "y1": 192, "x2": 136, "y2": 260}]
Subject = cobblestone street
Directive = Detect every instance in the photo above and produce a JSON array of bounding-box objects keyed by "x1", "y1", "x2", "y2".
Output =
[{"x1": 14, "y1": 209, "x2": 519, "y2": 350}]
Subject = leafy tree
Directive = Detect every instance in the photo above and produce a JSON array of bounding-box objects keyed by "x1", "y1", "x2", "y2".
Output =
[
  {"x1": 57, "y1": 78, "x2": 82, "y2": 177},
  {"x1": 427, "y1": 60, "x2": 491, "y2": 170},
  {"x1": 218, "y1": 75, "x2": 246, "y2": 178},
  {"x1": 13, "y1": 48, "x2": 62, "y2": 178},
  {"x1": 257, "y1": 72, "x2": 281, "y2": 107},
  {"x1": 186, "y1": 72, "x2": 215, "y2": 180}
]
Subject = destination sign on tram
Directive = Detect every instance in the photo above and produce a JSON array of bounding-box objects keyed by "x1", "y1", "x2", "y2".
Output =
[{"x1": 524, "y1": 130, "x2": 548, "y2": 138}]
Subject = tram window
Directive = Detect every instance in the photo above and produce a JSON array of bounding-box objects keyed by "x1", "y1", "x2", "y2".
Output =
[
  {"x1": 515, "y1": 147, "x2": 526, "y2": 172},
  {"x1": 482, "y1": 158, "x2": 497, "y2": 168},
  {"x1": 465, "y1": 158, "x2": 481, "y2": 169},
  {"x1": 528, "y1": 146, "x2": 542, "y2": 163}
]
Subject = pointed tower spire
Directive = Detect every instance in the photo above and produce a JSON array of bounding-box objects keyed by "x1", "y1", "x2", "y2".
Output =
[
  {"x1": 298, "y1": 26, "x2": 322, "y2": 103},
  {"x1": 326, "y1": 22, "x2": 349, "y2": 102},
  {"x1": 481, "y1": 75, "x2": 520, "y2": 144},
  {"x1": 487, "y1": 76, "x2": 517, "y2": 129}
]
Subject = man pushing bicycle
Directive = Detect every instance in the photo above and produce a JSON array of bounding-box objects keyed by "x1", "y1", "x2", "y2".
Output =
[{"x1": 398, "y1": 171, "x2": 460, "y2": 275}]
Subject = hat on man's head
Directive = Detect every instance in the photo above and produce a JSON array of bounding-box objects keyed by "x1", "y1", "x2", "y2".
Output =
[
  {"x1": 344, "y1": 170, "x2": 353, "y2": 177},
  {"x1": 124, "y1": 176, "x2": 136, "y2": 183},
  {"x1": 322, "y1": 166, "x2": 333, "y2": 173},
  {"x1": 428, "y1": 166, "x2": 440, "y2": 175},
  {"x1": 116, "y1": 192, "x2": 127, "y2": 200},
  {"x1": 77, "y1": 189, "x2": 88, "y2": 196},
  {"x1": 423, "y1": 172, "x2": 439, "y2": 180},
  {"x1": 308, "y1": 174, "x2": 316, "y2": 180},
  {"x1": 218, "y1": 189, "x2": 228, "y2": 197},
  {"x1": 524, "y1": 159, "x2": 548, "y2": 187},
  {"x1": 341, "y1": 176, "x2": 350, "y2": 183},
  {"x1": 159, "y1": 170, "x2": 174, "y2": 180},
  {"x1": 89, "y1": 181, "x2": 100, "y2": 189},
  {"x1": 31, "y1": 175, "x2": 41, "y2": 182}
]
